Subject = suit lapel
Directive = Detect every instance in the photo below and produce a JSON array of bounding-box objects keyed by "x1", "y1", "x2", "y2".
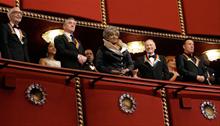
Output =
[
  {"x1": 8, "y1": 23, "x2": 25, "y2": 44},
  {"x1": 63, "y1": 34, "x2": 81, "y2": 49},
  {"x1": 144, "y1": 54, "x2": 161, "y2": 67},
  {"x1": 183, "y1": 54, "x2": 200, "y2": 67}
]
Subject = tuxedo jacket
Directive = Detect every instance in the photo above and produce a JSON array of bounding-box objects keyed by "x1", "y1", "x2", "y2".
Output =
[
  {"x1": 176, "y1": 54, "x2": 206, "y2": 83},
  {"x1": 54, "y1": 34, "x2": 84, "y2": 69},
  {"x1": 82, "y1": 61, "x2": 97, "y2": 72},
  {"x1": 135, "y1": 54, "x2": 170, "y2": 80},
  {"x1": 0, "y1": 23, "x2": 29, "y2": 62}
]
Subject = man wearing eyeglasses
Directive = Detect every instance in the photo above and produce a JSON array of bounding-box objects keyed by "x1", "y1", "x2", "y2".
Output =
[{"x1": 0, "y1": 7, "x2": 29, "y2": 62}]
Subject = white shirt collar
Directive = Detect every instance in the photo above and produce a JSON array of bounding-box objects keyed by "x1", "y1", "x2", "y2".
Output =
[
  {"x1": 64, "y1": 32, "x2": 71, "y2": 37},
  {"x1": 64, "y1": 32, "x2": 73, "y2": 42}
]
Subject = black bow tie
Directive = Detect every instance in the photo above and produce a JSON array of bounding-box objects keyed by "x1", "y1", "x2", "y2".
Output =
[
  {"x1": 13, "y1": 25, "x2": 19, "y2": 29},
  {"x1": 148, "y1": 55, "x2": 156, "y2": 58},
  {"x1": 70, "y1": 34, "x2": 74, "y2": 41}
]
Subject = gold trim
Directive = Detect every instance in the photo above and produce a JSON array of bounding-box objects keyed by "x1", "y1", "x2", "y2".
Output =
[
  {"x1": 119, "y1": 93, "x2": 137, "y2": 114},
  {"x1": 161, "y1": 88, "x2": 170, "y2": 126},
  {"x1": 0, "y1": 6, "x2": 220, "y2": 43},
  {"x1": 15, "y1": 0, "x2": 20, "y2": 8},
  {"x1": 22, "y1": 11, "x2": 65, "y2": 23},
  {"x1": 100, "y1": 0, "x2": 107, "y2": 25},
  {"x1": 74, "y1": 77, "x2": 84, "y2": 126},
  {"x1": 25, "y1": 83, "x2": 47, "y2": 105},
  {"x1": 0, "y1": 6, "x2": 9, "y2": 13},
  {"x1": 183, "y1": 53, "x2": 200, "y2": 67},
  {"x1": 200, "y1": 101, "x2": 217, "y2": 120},
  {"x1": 177, "y1": 0, "x2": 186, "y2": 35}
]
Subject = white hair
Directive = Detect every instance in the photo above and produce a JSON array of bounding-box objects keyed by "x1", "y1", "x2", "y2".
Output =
[{"x1": 7, "y1": 7, "x2": 22, "y2": 19}]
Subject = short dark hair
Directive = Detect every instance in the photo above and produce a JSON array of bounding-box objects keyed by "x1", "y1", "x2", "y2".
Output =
[
  {"x1": 63, "y1": 17, "x2": 75, "y2": 27},
  {"x1": 182, "y1": 38, "x2": 194, "y2": 45}
]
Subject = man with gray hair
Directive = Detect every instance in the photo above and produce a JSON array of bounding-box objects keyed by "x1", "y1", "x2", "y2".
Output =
[
  {"x1": 54, "y1": 18, "x2": 86, "y2": 69},
  {"x1": 0, "y1": 7, "x2": 29, "y2": 62}
]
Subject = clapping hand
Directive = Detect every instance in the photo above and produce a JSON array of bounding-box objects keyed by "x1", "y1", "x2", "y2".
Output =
[{"x1": 78, "y1": 54, "x2": 87, "y2": 65}]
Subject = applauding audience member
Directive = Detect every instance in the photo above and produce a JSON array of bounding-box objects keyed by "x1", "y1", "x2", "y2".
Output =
[{"x1": 166, "y1": 56, "x2": 181, "y2": 81}]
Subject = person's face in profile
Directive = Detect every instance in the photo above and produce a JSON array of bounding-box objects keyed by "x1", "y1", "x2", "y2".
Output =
[
  {"x1": 85, "y1": 49, "x2": 94, "y2": 62},
  {"x1": 144, "y1": 39, "x2": 156, "y2": 54},
  {"x1": 63, "y1": 19, "x2": 76, "y2": 33},
  {"x1": 9, "y1": 8, "x2": 22, "y2": 24},
  {"x1": 48, "y1": 43, "x2": 56, "y2": 55},
  {"x1": 183, "y1": 40, "x2": 194, "y2": 54}
]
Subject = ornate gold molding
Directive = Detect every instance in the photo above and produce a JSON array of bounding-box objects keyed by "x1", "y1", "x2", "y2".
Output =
[
  {"x1": 0, "y1": 6, "x2": 9, "y2": 13},
  {"x1": 0, "y1": 6, "x2": 219, "y2": 43},
  {"x1": 74, "y1": 77, "x2": 84, "y2": 126},
  {"x1": 22, "y1": 10, "x2": 65, "y2": 23},
  {"x1": 161, "y1": 88, "x2": 170, "y2": 126},
  {"x1": 15, "y1": 0, "x2": 20, "y2": 7},
  {"x1": 177, "y1": 0, "x2": 186, "y2": 35},
  {"x1": 100, "y1": 0, "x2": 107, "y2": 25}
]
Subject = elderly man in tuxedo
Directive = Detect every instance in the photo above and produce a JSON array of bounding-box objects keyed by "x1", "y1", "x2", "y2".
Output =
[
  {"x1": 54, "y1": 18, "x2": 86, "y2": 69},
  {"x1": 0, "y1": 7, "x2": 29, "y2": 62},
  {"x1": 135, "y1": 39, "x2": 170, "y2": 80}
]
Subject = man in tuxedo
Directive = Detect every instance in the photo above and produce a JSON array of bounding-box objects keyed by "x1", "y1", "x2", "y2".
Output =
[
  {"x1": 82, "y1": 49, "x2": 98, "y2": 72},
  {"x1": 54, "y1": 18, "x2": 86, "y2": 69},
  {"x1": 0, "y1": 7, "x2": 29, "y2": 62},
  {"x1": 176, "y1": 39, "x2": 206, "y2": 83},
  {"x1": 135, "y1": 39, "x2": 170, "y2": 80}
]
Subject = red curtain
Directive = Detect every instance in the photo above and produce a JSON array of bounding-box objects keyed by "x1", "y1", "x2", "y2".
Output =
[
  {"x1": 106, "y1": 0, "x2": 181, "y2": 33},
  {"x1": 21, "y1": 0, "x2": 102, "y2": 22},
  {"x1": 0, "y1": 0, "x2": 15, "y2": 7},
  {"x1": 183, "y1": 0, "x2": 220, "y2": 36}
]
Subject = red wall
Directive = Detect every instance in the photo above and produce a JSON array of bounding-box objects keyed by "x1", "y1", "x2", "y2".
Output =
[
  {"x1": 183, "y1": 0, "x2": 220, "y2": 36},
  {"x1": 0, "y1": 0, "x2": 15, "y2": 7},
  {"x1": 1, "y1": 0, "x2": 220, "y2": 36}
]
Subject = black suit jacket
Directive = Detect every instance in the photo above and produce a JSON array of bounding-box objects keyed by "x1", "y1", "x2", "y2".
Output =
[
  {"x1": 135, "y1": 54, "x2": 170, "y2": 80},
  {"x1": 54, "y1": 34, "x2": 84, "y2": 69},
  {"x1": 176, "y1": 54, "x2": 206, "y2": 83},
  {"x1": 0, "y1": 23, "x2": 29, "y2": 62},
  {"x1": 82, "y1": 61, "x2": 98, "y2": 72}
]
